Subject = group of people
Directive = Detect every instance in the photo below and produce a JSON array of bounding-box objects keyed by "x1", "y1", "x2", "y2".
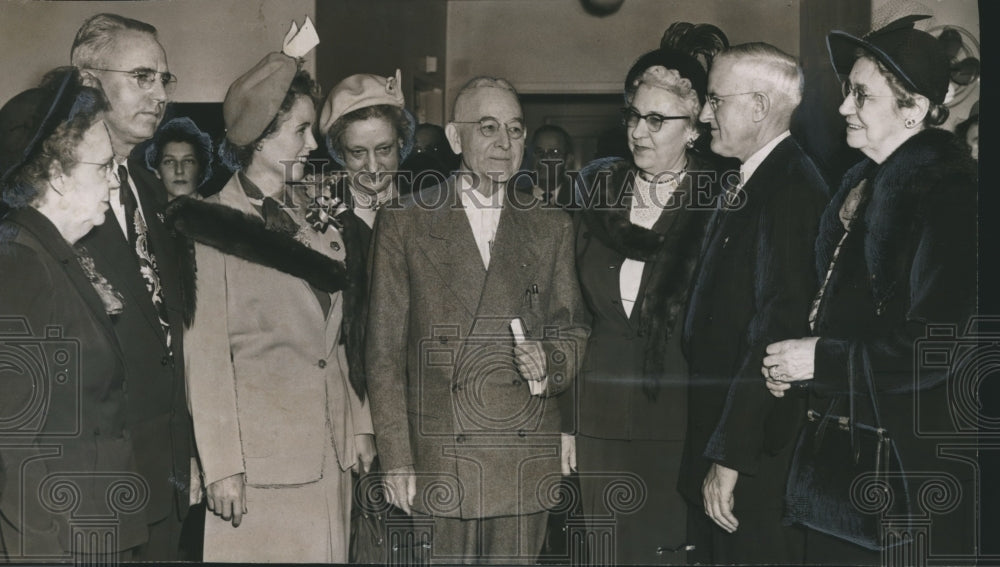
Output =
[{"x1": 0, "y1": 9, "x2": 977, "y2": 567}]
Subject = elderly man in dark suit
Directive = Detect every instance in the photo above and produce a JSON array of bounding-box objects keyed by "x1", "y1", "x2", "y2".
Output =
[
  {"x1": 72, "y1": 13, "x2": 192, "y2": 562},
  {"x1": 366, "y1": 76, "x2": 589, "y2": 564},
  {"x1": 679, "y1": 43, "x2": 828, "y2": 565}
]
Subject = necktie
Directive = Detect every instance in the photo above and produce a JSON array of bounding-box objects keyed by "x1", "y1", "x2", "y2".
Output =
[{"x1": 119, "y1": 165, "x2": 173, "y2": 351}]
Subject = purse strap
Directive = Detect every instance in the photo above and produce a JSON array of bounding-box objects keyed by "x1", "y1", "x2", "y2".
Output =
[{"x1": 847, "y1": 342, "x2": 887, "y2": 461}]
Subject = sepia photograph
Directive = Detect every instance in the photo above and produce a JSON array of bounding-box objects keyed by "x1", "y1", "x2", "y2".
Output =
[{"x1": 0, "y1": 0, "x2": 988, "y2": 565}]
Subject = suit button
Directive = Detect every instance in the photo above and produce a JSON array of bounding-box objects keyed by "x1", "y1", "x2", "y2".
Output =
[
  {"x1": 318, "y1": 359, "x2": 327, "y2": 368},
  {"x1": 455, "y1": 434, "x2": 466, "y2": 443},
  {"x1": 161, "y1": 355, "x2": 171, "y2": 366}
]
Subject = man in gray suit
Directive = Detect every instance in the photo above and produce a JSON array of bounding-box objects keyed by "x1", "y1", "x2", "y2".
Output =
[{"x1": 366, "y1": 76, "x2": 589, "y2": 564}]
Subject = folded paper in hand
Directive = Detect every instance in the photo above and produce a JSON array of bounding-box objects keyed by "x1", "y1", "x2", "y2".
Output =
[
  {"x1": 511, "y1": 318, "x2": 547, "y2": 396},
  {"x1": 282, "y1": 16, "x2": 319, "y2": 58}
]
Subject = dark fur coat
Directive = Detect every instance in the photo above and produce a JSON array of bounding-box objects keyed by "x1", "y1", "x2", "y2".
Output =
[
  {"x1": 578, "y1": 154, "x2": 719, "y2": 400},
  {"x1": 166, "y1": 196, "x2": 370, "y2": 400}
]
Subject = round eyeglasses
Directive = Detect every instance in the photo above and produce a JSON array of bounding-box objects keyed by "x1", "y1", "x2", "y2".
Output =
[
  {"x1": 452, "y1": 117, "x2": 525, "y2": 140},
  {"x1": 88, "y1": 68, "x2": 178, "y2": 95},
  {"x1": 705, "y1": 92, "x2": 759, "y2": 112},
  {"x1": 840, "y1": 80, "x2": 894, "y2": 109},
  {"x1": 620, "y1": 107, "x2": 688, "y2": 133}
]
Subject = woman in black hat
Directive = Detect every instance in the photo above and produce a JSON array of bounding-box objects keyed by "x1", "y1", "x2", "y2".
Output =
[
  {"x1": 0, "y1": 68, "x2": 152, "y2": 560},
  {"x1": 761, "y1": 15, "x2": 977, "y2": 564},
  {"x1": 570, "y1": 22, "x2": 727, "y2": 565}
]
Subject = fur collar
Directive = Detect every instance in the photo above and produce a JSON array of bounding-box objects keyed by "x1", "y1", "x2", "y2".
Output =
[
  {"x1": 166, "y1": 196, "x2": 349, "y2": 322},
  {"x1": 816, "y1": 128, "x2": 977, "y2": 304},
  {"x1": 166, "y1": 196, "x2": 373, "y2": 400},
  {"x1": 579, "y1": 154, "x2": 719, "y2": 399}
]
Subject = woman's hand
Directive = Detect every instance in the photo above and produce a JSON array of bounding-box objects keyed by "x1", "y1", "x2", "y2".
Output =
[
  {"x1": 206, "y1": 472, "x2": 247, "y2": 527},
  {"x1": 761, "y1": 337, "x2": 820, "y2": 397},
  {"x1": 356, "y1": 433, "x2": 377, "y2": 474}
]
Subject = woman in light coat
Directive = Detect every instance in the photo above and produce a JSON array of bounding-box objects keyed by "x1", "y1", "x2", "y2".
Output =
[{"x1": 170, "y1": 48, "x2": 374, "y2": 563}]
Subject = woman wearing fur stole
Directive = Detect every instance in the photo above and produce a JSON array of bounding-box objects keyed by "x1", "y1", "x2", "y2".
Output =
[
  {"x1": 570, "y1": 23, "x2": 728, "y2": 565},
  {"x1": 166, "y1": 43, "x2": 374, "y2": 562}
]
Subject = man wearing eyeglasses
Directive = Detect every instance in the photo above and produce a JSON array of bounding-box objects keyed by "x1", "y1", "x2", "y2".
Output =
[
  {"x1": 679, "y1": 43, "x2": 828, "y2": 565},
  {"x1": 530, "y1": 125, "x2": 577, "y2": 208},
  {"x1": 365, "y1": 76, "x2": 589, "y2": 563},
  {"x1": 72, "y1": 13, "x2": 192, "y2": 562}
]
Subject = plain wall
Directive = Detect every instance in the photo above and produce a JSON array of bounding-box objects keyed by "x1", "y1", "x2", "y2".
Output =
[
  {"x1": 445, "y1": 0, "x2": 800, "y2": 116},
  {"x1": 0, "y1": 0, "x2": 316, "y2": 104}
]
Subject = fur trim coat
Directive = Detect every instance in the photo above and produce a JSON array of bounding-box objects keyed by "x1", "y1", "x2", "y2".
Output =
[{"x1": 166, "y1": 190, "x2": 369, "y2": 401}]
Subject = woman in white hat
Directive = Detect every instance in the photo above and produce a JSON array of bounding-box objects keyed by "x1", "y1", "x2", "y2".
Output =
[
  {"x1": 319, "y1": 69, "x2": 415, "y2": 232},
  {"x1": 168, "y1": 44, "x2": 374, "y2": 562}
]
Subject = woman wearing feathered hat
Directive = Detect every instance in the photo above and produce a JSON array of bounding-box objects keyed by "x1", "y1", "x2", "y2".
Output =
[
  {"x1": 168, "y1": 25, "x2": 374, "y2": 562},
  {"x1": 571, "y1": 22, "x2": 728, "y2": 565},
  {"x1": 762, "y1": 15, "x2": 977, "y2": 564},
  {"x1": 0, "y1": 68, "x2": 152, "y2": 560}
]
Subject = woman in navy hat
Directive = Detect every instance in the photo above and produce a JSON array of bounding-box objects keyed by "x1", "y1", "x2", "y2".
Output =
[
  {"x1": 762, "y1": 15, "x2": 977, "y2": 564},
  {"x1": 144, "y1": 117, "x2": 214, "y2": 201},
  {"x1": 168, "y1": 37, "x2": 374, "y2": 561},
  {"x1": 571, "y1": 22, "x2": 728, "y2": 565},
  {"x1": 0, "y1": 68, "x2": 153, "y2": 560}
]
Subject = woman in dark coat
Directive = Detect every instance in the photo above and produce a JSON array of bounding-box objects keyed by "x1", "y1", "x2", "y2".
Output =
[
  {"x1": 571, "y1": 23, "x2": 727, "y2": 565},
  {"x1": 0, "y1": 69, "x2": 148, "y2": 561},
  {"x1": 763, "y1": 16, "x2": 977, "y2": 565}
]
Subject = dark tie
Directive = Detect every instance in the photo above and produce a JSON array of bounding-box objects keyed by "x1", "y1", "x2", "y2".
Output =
[{"x1": 119, "y1": 165, "x2": 172, "y2": 351}]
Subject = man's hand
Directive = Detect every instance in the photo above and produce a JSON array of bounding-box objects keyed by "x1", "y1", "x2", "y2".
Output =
[
  {"x1": 702, "y1": 463, "x2": 739, "y2": 533},
  {"x1": 206, "y1": 473, "x2": 247, "y2": 527},
  {"x1": 189, "y1": 457, "x2": 204, "y2": 507},
  {"x1": 561, "y1": 433, "x2": 577, "y2": 476},
  {"x1": 384, "y1": 465, "x2": 416, "y2": 515},
  {"x1": 356, "y1": 433, "x2": 377, "y2": 474},
  {"x1": 514, "y1": 340, "x2": 547, "y2": 382}
]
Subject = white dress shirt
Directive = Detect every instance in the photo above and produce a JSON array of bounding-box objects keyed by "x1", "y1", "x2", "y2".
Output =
[
  {"x1": 620, "y1": 171, "x2": 684, "y2": 318},
  {"x1": 459, "y1": 177, "x2": 505, "y2": 269}
]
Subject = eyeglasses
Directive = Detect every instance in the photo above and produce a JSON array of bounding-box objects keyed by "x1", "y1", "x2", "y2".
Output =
[
  {"x1": 706, "y1": 92, "x2": 759, "y2": 112},
  {"x1": 78, "y1": 159, "x2": 120, "y2": 184},
  {"x1": 453, "y1": 117, "x2": 525, "y2": 140},
  {"x1": 87, "y1": 67, "x2": 178, "y2": 94},
  {"x1": 620, "y1": 107, "x2": 688, "y2": 133},
  {"x1": 841, "y1": 80, "x2": 894, "y2": 109}
]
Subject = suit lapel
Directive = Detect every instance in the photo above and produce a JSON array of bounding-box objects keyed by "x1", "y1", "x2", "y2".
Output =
[
  {"x1": 475, "y1": 198, "x2": 540, "y2": 319},
  {"x1": 416, "y1": 180, "x2": 487, "y2": 317}
]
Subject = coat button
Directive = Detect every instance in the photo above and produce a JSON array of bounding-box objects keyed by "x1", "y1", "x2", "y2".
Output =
[
  {"x1": 318, "y1": 359, "x2": 327, "y2": 368},
  {"x1": 330, "y1": 241, "x2": 341, "y2": 251},
  {"x1": 160, "y1": 355, "x2": 171, "y2": 366},
  {"x1": 455, "y1": 434, "x2": 466, "y2": 443}
]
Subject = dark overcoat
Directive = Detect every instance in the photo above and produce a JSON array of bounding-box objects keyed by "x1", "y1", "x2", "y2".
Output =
[
  {"x1": 0, "y1": 208, "x2": 149, "y2": 556},
  {"x1": 75, "y1": 158, "x2": 191, "y2": 525},
  {"x1": 805, "y1": 128, "x2": 977, "y2": 557},
  {"x1": 680, "y1": 136, "x2": 829, "y2": 509}
]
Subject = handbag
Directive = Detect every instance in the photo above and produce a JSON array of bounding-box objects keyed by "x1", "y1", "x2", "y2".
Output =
[
  {"x1": 784, "y1": 344, "x2": 911, "y2": 550},
  {"x1": 349, "y1": 466, "x2": 389, "y2": 564}
]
